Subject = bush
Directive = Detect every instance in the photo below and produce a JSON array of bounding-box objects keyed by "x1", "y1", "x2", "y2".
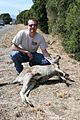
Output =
[{"x1": 46, "y1": 0, "x2": 80, "y2": 61}]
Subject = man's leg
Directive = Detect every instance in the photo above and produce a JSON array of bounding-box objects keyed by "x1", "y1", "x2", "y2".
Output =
[
  {"x1": 10, "y1": 51, "x2": 29, "y2": 73},
  {"x1": 29, "y1": 52, "x2": 51, "y2": 66}
]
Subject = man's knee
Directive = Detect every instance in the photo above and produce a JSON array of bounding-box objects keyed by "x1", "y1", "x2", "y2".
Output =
[{"x1": 10, "y1": 51, "x2": 20, "y2": 62}]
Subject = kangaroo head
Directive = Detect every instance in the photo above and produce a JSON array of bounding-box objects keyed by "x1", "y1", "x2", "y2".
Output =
[{"x1": 45, "y1": 55, "x2": 61, "y2": 65}]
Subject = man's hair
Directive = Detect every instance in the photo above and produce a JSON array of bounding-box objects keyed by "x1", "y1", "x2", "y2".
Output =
[{"x1": 28, "y1": 18, "x2": 38, "y2": 25}]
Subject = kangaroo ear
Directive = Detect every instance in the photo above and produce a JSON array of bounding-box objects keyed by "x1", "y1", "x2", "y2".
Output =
[
  {"x1": 53, "y1": 55, "x2": 61, "y2": 64},
  {"x1": 45, "y1": 55, "x2": 61, "y2": 64},
  {"x1": 55, "y1": 55, "x2": 61, "y2": 60}
]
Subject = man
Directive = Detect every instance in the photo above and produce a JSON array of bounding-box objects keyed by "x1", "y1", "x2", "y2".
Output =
[{"x1": 10, "y1": 18, "x2": 51, "y2": 74}]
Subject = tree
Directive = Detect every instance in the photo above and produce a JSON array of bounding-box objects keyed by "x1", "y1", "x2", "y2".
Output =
[
  {"x1": 16, "y1": 8, "x2": 35, "y2": 25},
  {"x1": 46, "y1": 0, "x2": 80, "y2": 61},
  {"x1": 32, "y1": 0, "x2": 48, "y2": 33},
  {"x1": 0, "y1": 13, "x2": 12, "y2": 24}
]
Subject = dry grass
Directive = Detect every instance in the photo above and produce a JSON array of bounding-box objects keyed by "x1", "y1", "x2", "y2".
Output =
[{"x1": 0, "y1": 24, "x2": 80, "y2": 120}]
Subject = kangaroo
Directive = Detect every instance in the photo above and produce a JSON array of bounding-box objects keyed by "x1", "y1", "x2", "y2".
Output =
[{"x1": 13, "y1": 55, "x2": 69, "y2": 106}]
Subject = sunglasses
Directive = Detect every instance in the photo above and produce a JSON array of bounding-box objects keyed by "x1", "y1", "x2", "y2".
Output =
[{"x1": 28, "y1": 24, "x2": 37, "y2": 27}]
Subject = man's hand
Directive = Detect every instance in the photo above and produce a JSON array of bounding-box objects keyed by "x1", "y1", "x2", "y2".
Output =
[
  {"x1": 27, "y1": 51, "x2": 33, "y2": 60},
  {"x1": 23, "y1": 51, "x2": 33, "y2": 60}
]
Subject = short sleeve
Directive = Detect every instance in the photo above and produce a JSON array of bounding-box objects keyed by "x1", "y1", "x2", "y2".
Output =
[
  {"x1": 12, "y1": 30, "x2": 23, "y2": 45},
  {"x1": 40, "y1": 35, "x2": 48, "y2": 50}
]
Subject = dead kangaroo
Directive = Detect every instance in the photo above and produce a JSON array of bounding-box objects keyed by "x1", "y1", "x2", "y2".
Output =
[{"x1": 13, "y1": 55, "x2": 69, "y2": 106}]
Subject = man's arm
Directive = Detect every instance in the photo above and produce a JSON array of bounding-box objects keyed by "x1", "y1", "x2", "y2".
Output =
[
  {"x1": 11, "y1": 44, "x2": 33, "y2": 60},
  {"x1": 41, "y1": 49, "x2": 51, "y2": 58}
]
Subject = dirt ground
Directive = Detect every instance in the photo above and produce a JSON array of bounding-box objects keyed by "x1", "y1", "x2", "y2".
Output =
[{"x1": 0, "y1": 24, "x2": 80, "y2": 120}]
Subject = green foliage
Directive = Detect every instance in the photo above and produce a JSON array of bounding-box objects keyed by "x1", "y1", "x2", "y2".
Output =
[
  {"x1": 46, "y1": 0, "x2": 58, "y2": 33},
  {"x1": 63, "y1": 30, "x2": 78, "y2": 53},
  {"x1": 0, "y1": 13, "x2": 12, "y2": 24},
  {"x1": 46, "y1": 0, "x2": 80, "y2": 61},
  {"x1": 32, "y1": 0, "x2": 48, "y2": 33},
  {"x1": 16, "y1": 6, "x2": 35, "y2": 25},
  {"x1": 74, "y1": 52, "x2": 80, "y2": 61},
  {"x1": 17, "y1": 10, "x2": 30, "y2": 24}
]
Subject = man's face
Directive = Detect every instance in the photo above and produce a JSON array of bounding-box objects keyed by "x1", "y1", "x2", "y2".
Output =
[{"x1": 28, "y1": 20, "x2": 38, "y2": 33}]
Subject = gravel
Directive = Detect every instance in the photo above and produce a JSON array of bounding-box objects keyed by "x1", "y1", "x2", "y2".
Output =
[{"x1": 0, "y1": 24, "x2": 16, "y2": 42}]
